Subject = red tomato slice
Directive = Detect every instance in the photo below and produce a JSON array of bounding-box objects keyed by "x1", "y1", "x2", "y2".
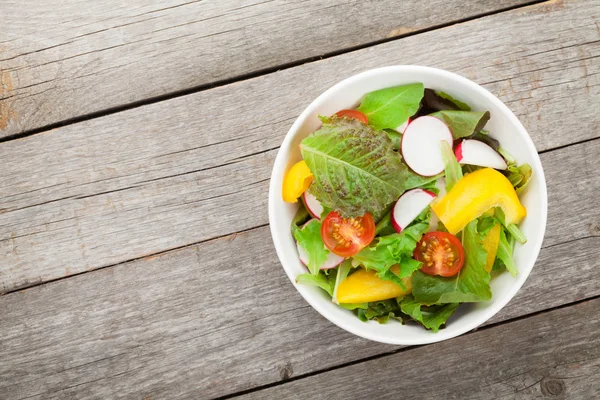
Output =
[
  {"x1": 334, "y1": 109, "x2": 368, "y2": 124},
  {"x1": 321, "y1": 211, "x2": 375, "y2": 257},
  {"x1": 414, "y1": 232, "x2": 465, "y2": 277}
]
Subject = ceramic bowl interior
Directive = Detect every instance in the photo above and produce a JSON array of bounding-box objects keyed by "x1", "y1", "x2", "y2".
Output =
[{"x1": 268, "y1": 66, "x2": 547, "y2": 345}]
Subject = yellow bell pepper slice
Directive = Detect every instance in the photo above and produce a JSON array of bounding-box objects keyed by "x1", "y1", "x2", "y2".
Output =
[
  {"x1": 282, "y1": 160, "x2": 313, "y2": 203},
  {"x1": 431, "y1": 168, "x2": 526, "y2": 235},
  {"x1": 336, "y1": 266, "x2": 412, "y2": 304},
  {"x1": 483, "y1": 223, "x2": 501, "y2": 272}
]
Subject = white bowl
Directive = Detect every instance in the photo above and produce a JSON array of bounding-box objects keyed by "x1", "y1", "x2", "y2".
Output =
[{"x1": 268, "y1": 66, "x2": 547, "y2": 345}]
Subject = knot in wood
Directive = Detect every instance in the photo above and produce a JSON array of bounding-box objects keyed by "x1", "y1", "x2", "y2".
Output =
[
  {"x1": 278, "y1": 361, "x2": 293, "y2": 380},
  {"x1": 540, "y1": 377, "x2": 565, "y2": 397}
]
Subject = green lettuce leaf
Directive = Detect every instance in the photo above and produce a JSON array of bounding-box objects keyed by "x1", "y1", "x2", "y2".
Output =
[
  {"x1": 429, "y1": 110, "x2": 490, "y2": 139},
  {"x1": 356, "y1": 299, "x2": 405, "y2": 324},
  {"x1": 441, "y1": 140, "x2": 463, "y2": 191},
  {"x1": 508, "y1": 163, "x2": 532, "y2": 195},
  {"x1": 405, "y1": 170, "x2": 443, "y2": 190},
  {"x1": 375, "y1": 212, "x2": 396, "y2": 237},
  {"x1": 399, "y1": 295, "x2": 459, "y2": 332},
  {"x1": 384, "y1": 128, "x2": 402, "y2": 151},
  {"x1": 353, "y1": 221, "x2": 429, "y2": 286},
  {"x1": 332, "y1": 260, "x2": 353, "y2": 304},
  {"x1": 301, "y1": 117, "x2": 407, "y2": 218},
  {"x1": 296, "y1": 272, "x2": 333, "y2": 296},
  {"x1": 293, "y1": 219, "x2": 329, "y2": 275},
  {"x1": 357, "y1": 83, "x2": 424, "y2": 130},
  {"x1": 339, "y1": 302, "x2": 368, "y2": 310},
  {"x1": 477, "y1": 215, "x2": 498, "y2": 238},
  {"x1": 496, "y1": 227, "x2": 518, "y2": 276},
  {"x1": 498, "y1": 147, "x2": 533, "y2": 195},
  {"x1": 495, "y1": 208, "x2": 527, "y2": 244},
  {"x1": 290, "y1": 204, "x2": 310, "y2": 234},
  {"x1": 412, "y1": 220, "x2": 491, "y2": 305}
]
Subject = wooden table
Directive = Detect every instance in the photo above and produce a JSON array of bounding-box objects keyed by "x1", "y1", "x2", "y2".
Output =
[{"x1": 1, "y1": 0, "x2": 599, "y2": 398}]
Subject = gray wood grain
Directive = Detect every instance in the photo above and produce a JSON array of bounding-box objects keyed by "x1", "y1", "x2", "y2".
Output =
[
  {"x1": 1, "y1": 0, "x2": 600, "y2": 293},
  {"x1": 0, "y1": 227, "x2": 598, "y2": 400},
  {"x1": 0, "y1": 0, "x2": 532, "y2": 137},
  {"x1": 240, "y1": 297, "x2": 600, "y2": 400},
  {"x1": 1, "y1": 129, "x2": 598, "y2": 294}
]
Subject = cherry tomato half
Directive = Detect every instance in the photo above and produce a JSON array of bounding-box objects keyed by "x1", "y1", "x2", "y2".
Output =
[
  {"x1": 414, "y1": 232, "x2": 465, "y2": 277},
  {"x1": 321, "y1": 211, "x2": 375, "y2": 257},
  {"x1": 334, "y1": 109, "x2": 368, "y2": 124}
]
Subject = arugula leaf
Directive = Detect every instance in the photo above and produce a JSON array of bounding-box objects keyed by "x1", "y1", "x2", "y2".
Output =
[
  {"x1": 399, "y1": 295, "x2": 459, "y2": 332},
  {"x1": 435, "y1": 91, "x2": 472, "y2": 111},
  {"x1": 496, "y1": 227, "x2": 518, "y2": 276},
  {"x1": 296, "y1": 272, "x2": 333, "y2": 296},
  {"x1": 357, "y1": 83, "x2": 424, "y2": 130},
  {"x1": 293, "y1": 219, "x2": 329, "y2": 275},
  {"x1": 412, "y1": 220, "x2": 491, "y2": 305},
  {"x1": 353, "y1": 222, "x2": 429, "y2": 285},
  {"x1": 429, "y1": 110, "x2": 490, "y2": 139},
  {"x1": 332, "y1": 260, "x2": 353, "y2": 304},
  {"x1": 419, "y1": 89, "x2": 471, "y2": 114},
  {"x1": 441, "y1": 141, "x2": 463, "y2": 192},
  {"x1": 301, "y1": 117, "x2": 407, "y2": 218},
  {"x1": 469, "y1": 130, "x2": 500, "y2": 151}
]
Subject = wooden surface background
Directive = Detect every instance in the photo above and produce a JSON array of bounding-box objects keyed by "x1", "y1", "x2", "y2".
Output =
[{"x1": 1, "y1": 0, "x2": 599, "y2": 399}]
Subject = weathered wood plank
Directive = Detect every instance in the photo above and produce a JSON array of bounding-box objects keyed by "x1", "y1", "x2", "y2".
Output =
[
  {"x1": 0, "y1": 0, "x2": 533, "y2": 137},
  {"x1": 1, "y1": 132, "x2": 598, "y2": 294},
  {"x1": 240, "y1": 297, "x2": 600, "y2": 400},
  {"x1": 0, "y1": 228, "x2": 598, "y2": 399},
  {"x1": 1, "y1": 0, "x2": 600, "y2": 292}
]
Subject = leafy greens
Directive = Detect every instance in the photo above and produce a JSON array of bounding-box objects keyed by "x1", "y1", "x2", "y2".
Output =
[
  {"x1": 353, "y1": 217, "x2": 429, "y2": 286},
  {"x1": 412, "y1": 220, "x2": 491, "y2": 305},
  {"x1": 301, "y1": 116, "x2": 407, "y2": 219},
  {"x1": 399, "y1": 295, "x2": 459, "y2": 332},
  {"x1": 429, "y1": 110, "x2": 491, "y2": 139},
  {"x1": 357, "y1": 83, "x2": 424, "y2": 130},
  {"x1": 293, "y1": 219, "x2": 329, "y2": 275}
]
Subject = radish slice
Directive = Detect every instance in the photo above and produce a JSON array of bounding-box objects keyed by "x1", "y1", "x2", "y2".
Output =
[
  {"x1": 297, "y1": 241, "x2": 345, "y2": 270},
  {"x1": 303, "y1": 190, "x2": 324, "y2": 219},
  {"x1": 394, "y1": 117, "x2": 412, "y2": 133},
  {"x1": 455, "y1": 139, "x2": 507, "y2": 170},
  {"x1": 391, "y1": 189, "x2": 437, "y2": 233},
  {"x1": 401, "y1": 116, "x2": 453, "y2": 176}
]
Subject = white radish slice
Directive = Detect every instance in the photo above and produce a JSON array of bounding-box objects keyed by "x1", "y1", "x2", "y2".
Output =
[
  {"x1": 391, "y1": 189, "x2": 437, "y2": 233},
  {"x1": 394, "y1": 117, "x2": 412, "y2": 133},
  {"x1": 454, "y1": 139, "x2": 507, "y2": 170},
  {"x1": 303, "y1": 190, "x2": 324, "y2": 219},
  {"x1": 429, "y1": 178, "x2": 446, "y2": 231},
  {"x1": 297, "y1": 241, "x2": 345, "y2": 270},
  {"x1": 401, "y1": 116, "x2": 453, "y2": 176}
]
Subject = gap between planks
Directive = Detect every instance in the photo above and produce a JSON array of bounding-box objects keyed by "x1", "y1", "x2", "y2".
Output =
[
  {"x1": 2, "y1": 133, "x2": 596, "y2": 297},
  {"x1": 217, "y1": 293, "x2": 600, "y2": 400},
  {"x1": 0, "y1": 0, "x2": 549, "y2": 144}
]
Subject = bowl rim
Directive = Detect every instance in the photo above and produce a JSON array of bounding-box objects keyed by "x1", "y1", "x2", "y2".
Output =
[{"x1": 268, "y1": 65, "x2": 548, "y2": 345}]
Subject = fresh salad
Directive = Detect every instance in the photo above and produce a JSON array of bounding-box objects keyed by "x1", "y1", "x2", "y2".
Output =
[{"x1": 282, "y1": 83, "x2": 532, "y2": 332}]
